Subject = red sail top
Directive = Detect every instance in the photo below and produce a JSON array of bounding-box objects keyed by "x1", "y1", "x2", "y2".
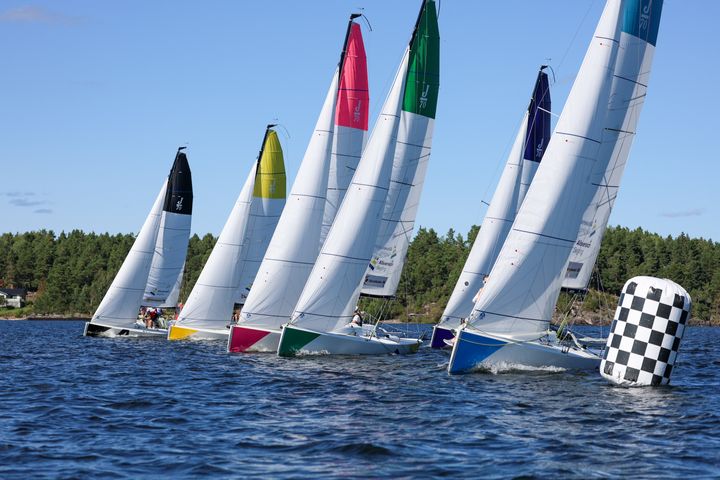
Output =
[{"x1": 336, "y1": 22, "x2": 369, "y2": 130}]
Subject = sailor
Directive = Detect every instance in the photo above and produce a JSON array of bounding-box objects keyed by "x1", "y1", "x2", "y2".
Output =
[
  {"x1": 144, "y1": 307, "x2": 155, "y2": 329},
  {"x1": 350, "y1": 306, "x2": 363, "y2": 327},
  {"x1": 472, "y1": 275, "x2": 490, "y2": 304}
]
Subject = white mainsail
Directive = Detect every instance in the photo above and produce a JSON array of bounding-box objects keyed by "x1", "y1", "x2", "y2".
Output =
[
  {"x1": 89, "y1": 182, "x2": 166, "y2": 329},
  {"x1": 436, "y1": 68, "x2": 551, "y2": 337},
  {"x1": 143, "y1": 149, "x2": 193, "y2": 308},
  {"x1": 466, "y1": 0, "x2": 624, "y2": 340},
  {"x1": 289, "y1": 52, "x2": 410, "y2": 334},
  {"x1": 563, "y1": 4, "x2": 660, "y2": 290},
  {"x1": 360, "y1": 105, "x2": 437, "y2": 298},
  {"x1": 238, "y1": 73, "x2": 339, "y2": 331},
  {"x1": 171, "y1": 163, "x2": 257, "y2": 332}
]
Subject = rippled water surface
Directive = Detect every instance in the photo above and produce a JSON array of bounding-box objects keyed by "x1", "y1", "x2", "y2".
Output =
[{"x1": 1, "y1": 320, "x2": 719, "y2": 478}]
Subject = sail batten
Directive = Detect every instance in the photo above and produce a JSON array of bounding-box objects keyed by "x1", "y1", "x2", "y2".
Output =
[
  {"x1": 562, "y1": 0, "x2": 663, "y2": 291},
  {"x1": 360, "y1": 0, "x2": 439, "y2": 298},
  {"x1": 467, "y1": 0, "x2": 663, "y2": 342},
  {"x1": 238, "y1": 18, "x2": 369, "y2": 335},
  {"x1": 143, "y1": 150, "x2": 193, "y2": 308}
]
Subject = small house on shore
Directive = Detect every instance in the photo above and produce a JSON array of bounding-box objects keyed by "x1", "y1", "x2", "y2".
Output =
[{"x1": 0, "y1": 288, "x2": 27, "y2": 308}]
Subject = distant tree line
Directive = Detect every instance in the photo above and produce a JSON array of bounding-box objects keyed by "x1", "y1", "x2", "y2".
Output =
[{"x1": 0, "y1": 226, "x2": 718, "y2": 323}]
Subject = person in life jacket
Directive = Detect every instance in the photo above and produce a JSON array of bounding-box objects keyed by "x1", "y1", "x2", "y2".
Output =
[{"x1": 350, "y1": 306, "x2": 363, "y2": 327}]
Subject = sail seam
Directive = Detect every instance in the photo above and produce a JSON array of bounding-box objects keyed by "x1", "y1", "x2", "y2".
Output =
[{"x1": 512, "y1": 228, "x2": 576, "y2": 244}]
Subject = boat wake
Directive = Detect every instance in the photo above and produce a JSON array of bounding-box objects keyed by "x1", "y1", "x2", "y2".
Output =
[{"x1": 474, "y1": 361, "x2": 567, "y2": 375}]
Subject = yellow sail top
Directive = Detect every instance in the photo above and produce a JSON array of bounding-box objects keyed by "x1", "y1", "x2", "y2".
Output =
[{"x1": 254, "y1": 129, "x2": 286, "y2": 199}]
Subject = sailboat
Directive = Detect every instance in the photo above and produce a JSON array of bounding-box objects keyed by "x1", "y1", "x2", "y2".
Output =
[
  {"x1": 431, "y1": 67, "x2": 551, "y2": 348},
  {"x1": 84, "y1": 148, "x2": 193, "y2": 337},
  {"x1": 167, "y1": 126, "x2": 286, "y2": 341},
  {"x1": 277, "y1": 0, "x2": 439, "y2": 357},
  {"x1": 227, "y1": 15, "x2": 369, "y2": 353},
  {"x1": 448, "y1": 0, "x2": 664, "y2": 374}
]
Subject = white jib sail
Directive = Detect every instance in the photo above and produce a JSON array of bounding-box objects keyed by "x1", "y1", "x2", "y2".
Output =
[
  {"x1": 143, "y1": 211, "x2": 192, "y2": 307},
  {"x1": 438, "y1": 112, "x2": 528, "y2": 331},
  {"x1": 290, "y1": 50, "x2": 410, "y2": 334},
  {"x1": 239, "y1": 71, "x2": 338, "y2": 330},
  {"x1": 143, "y1": 151, "x2": 193, "y2": 307},
  {"x1": 468, "y1": 0, "x2": 624, "y2": 340},
  {"x1": 563, "y1": 10, "x2": 659, "y2": 290},
  {"x1": 234, "y1": 135, "x2": 286, "y2": 305},
  {"x1": 175, "y1": 164, "x2": 256, "y2": 330},
  {"x1": 360, "y1": 109, "x2": 435, "y2": 297},
  {"x1": 91, "y1": 182, "x2": 167, "y2": 328}
]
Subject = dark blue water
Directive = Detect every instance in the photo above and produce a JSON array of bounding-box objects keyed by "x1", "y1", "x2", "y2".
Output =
[{"x1": 1, "y1": 321, "x2": 719, "y2": 478}]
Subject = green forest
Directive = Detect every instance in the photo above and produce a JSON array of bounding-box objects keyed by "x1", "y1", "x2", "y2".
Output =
[{"x1": 1, "y1": 226, "x2": 719, "y2": 324}]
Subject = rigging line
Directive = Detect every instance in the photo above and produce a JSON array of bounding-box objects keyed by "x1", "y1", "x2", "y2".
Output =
[{"x1": 556, "y1": 0, "x2": 598, "y2": 74}]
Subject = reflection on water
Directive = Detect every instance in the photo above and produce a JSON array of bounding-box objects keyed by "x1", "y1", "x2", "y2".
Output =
[{"x1": 0, "y1": 321, "x2": 718, "y2": 478}]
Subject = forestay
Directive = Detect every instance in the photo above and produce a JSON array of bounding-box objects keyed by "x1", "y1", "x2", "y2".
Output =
[
  {"x1": 563, "y1": 0, "x2": 662, "y2": 290},
  {"x1": 241, "y1": 18, "x2": 369, "y2": 331},
  {"x1": 234, "y1": 129, "x2": 287, "y2": 304},
  {"x1": 361, "y1": 0, "x2": 439, "y2": 297},
  {"x1": 438, "y1": 113, "x2": 527, "y2": 331},
  {"x1": 174, "y1": 163, "x2": 257, "y2": 330},
  {"x1": 440, "y1": 67, "x2": 551, "y2": 331},
  {"x1": 468, "y1": 0, "x2": 625, "y2": 340},
  {"x1": 289, "y1": 51, "x2": 410, "y2": 334},
  {"x1": 90, "y1": 182, "x2": 166, "y2": 328},
  {"x1": 517, "y1": 68, "x2": 551, "y2": 207},
  {"x1": 321, "y1": 20, "x2": 370, "y2": 247},
  {"x1": 143, "y1": 149, "x2": 193, "y2": 307}
]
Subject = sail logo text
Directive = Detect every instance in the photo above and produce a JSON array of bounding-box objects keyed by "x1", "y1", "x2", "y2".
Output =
[
  {"x1": 639, "y1": 4, "x2": 650, "y2": 33},
  {"x1": 353, "y1": 100, "x2": 362, "y2": 123},
  {"x1": 419, "y1": 84, "x2": 430, "y2": 109},
  {"x1": 176, "y1": 197, "x2": 184, "y2": 211}
]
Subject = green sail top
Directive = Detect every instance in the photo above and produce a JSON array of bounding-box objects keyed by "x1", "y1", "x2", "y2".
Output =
[{"x1": 403, "y1": 0, "x2": 440, "y2": 118}]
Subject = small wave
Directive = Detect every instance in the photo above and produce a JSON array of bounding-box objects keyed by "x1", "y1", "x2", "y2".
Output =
[{"x1": 328, "y1": 442, "x2": 392, "y2": 457}]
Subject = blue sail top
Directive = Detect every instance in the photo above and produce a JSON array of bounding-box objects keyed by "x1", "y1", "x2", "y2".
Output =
[
  {"x1": 523, "y1": 67, "x2": 551, "y2": 163},
  {"x1": 623, "y1": 0, "x2": 663, "y2": 46}
]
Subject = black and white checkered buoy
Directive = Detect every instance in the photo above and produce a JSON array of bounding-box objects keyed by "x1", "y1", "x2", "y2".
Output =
[{"x1": 600, "y1": 276, "x2": 691, "y2": 387}]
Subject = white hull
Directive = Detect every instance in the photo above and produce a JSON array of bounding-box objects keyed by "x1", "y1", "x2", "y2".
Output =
[
  {"x1": 83, "y1": 322, "x2": 167, "y2": 338},
  {"x1": 278, "y1": 324, "x2": 421, "y2": 357}
]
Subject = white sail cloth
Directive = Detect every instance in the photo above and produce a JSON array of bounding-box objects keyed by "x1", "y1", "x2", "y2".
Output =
[
  {"x1": 290, "y1": 51, "x2": 410, "y2": 334},
  {"x1": 91, "y1": 182, "x2": 166, "y2": 328},
  {"x1": 361, "y1": 111, "x2": 434, "y2": 297},
  {"x1": 468, "y1": 0, "x2": 624, "y2": 340},
  {"x1": 143, "y1": 211, "x2": 191, "y2": 307},
  {"x1": 563, "y1": 15, "x2": 659, "y2": 290},
  {"x1": 174, "y1": 165, "x2": 256, "y2": 330},
  {"x1": 240, "y1": 73, "x2": 338, "y2": 329},
  {"x1": 440, "y1": 113, "x2": 528, "y2": 330}
]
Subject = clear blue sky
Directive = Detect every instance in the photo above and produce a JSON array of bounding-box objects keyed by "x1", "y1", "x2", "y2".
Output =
[{"x1": 1, "y1": 1, "x2": 718, "y2": 242}]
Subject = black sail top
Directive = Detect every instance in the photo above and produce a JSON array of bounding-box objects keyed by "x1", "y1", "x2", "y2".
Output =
[{"x1": 163, "y1": 147, "x2": 193, "y2": 215}]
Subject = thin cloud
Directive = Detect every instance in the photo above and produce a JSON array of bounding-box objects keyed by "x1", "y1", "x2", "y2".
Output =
[
  {"x1": 10, "y1": 198, "x2": 45, "y2": 207},
  {"x1": 660, "y1": 208, "x2": 705, "y2": 218},
  {"x1": 34, "y1": 208, "x2": 53, "y2": 214},
  {"x1": 3, "y1": 191, "x2": 51, "y2": 209},
  {"x1": 0, "y1": 6, "x2": 82, "y2": 25}
]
